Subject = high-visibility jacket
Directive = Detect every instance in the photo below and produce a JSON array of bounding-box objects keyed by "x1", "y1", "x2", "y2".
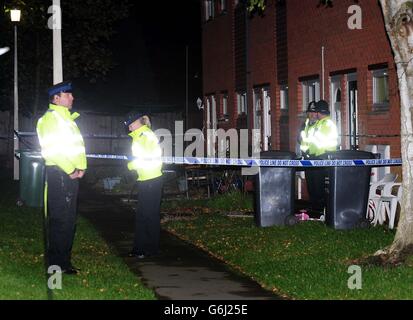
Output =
[
  {"x1": 36, "y1": 104, "x2": 87, "y2": 174},
  {"x1": 300, "y1": 116, "x2": 338, "y2": 157},
  {"x1": 300, "y1": 118, "x2": 318, "y2": 156},
  {"x1": 127, "y1": 125, "x2": 163, "y2": 181}
]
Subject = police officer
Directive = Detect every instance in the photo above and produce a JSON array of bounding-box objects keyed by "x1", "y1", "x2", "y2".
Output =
[
  {"x1": 124, "y1": 112, "x2": 163, "y2": 258},
  {"x1": 299, "y1": 100, "x2": 338, "y2": 213},
  {"x1": 36, "y1": 81, "x2": 86, "y2": 274},
  {"x1": 299, "y1": 101, "x2": 319, "y2": 159}
]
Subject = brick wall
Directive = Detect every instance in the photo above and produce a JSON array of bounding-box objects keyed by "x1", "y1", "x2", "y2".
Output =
[
  {"x1": 287, "y1": 0, "x2": 400, "y2": 157},
  {"x1": 201, "y1": 0, "x2": 401, "y2": 159}
]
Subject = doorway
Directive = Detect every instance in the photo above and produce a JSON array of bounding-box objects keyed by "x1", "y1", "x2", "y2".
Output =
[{"x1": 347, "y1": 73, "x2": 358, "y2": 150}]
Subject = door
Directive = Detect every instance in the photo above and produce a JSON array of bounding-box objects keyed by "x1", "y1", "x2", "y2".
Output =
[
  {"x1": 206, "y1": 96, "x2": 217, "y2": 157},
  {"x1": 262, "y1": 88, "x2": 271, "y2": 151},
  {"x1": 347, "y1": 73, "x2": 358, "y2": 149},
  {"x1": 253, "y1": 89, "x2": 262, "y2": 151},
  {"x1": 330, "y1": 76, "x2": 342, "y2": 148},
  {"x1": 253, "y1": 87, "x2": 271, "y2": 151}
]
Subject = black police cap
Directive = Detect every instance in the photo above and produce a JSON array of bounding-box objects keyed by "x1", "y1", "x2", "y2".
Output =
[{"x1": 124, "y1": 111, "x2": 145, "y2": 127}]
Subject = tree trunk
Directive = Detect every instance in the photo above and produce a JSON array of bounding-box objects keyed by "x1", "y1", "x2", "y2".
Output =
[{"x1": 375, "y1": 0, "x2": 413, "y2": 264}]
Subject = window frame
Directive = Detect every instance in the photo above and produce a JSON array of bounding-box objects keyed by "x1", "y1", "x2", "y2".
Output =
[
  {"x1": 372, "y1": 68, "x2": 389, "y2": 110},
  {"x1": 205, "y1": 0, "x2": 215, "y2": 21},
  {"x1": 237, "y1": 92, "x2": 247, "y2": 115},
  {"x1": 280, "y1": 85, "x2": 289, "y2": 111},
  {"x1": 301, "y1": 78, "x2": 320, "y2": 112},
  {"x1": 219, "y1": 0, "x2": 227, "y2": 14},
  {"x1": 222, "y1": 94, "x2": 228, "y2": 117}
]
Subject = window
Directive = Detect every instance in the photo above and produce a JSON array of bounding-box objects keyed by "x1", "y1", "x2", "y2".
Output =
[
  {"x1": 211, "y1": 95, "x2": 217, "y2": 130},
  {"x1": 205, "y1": 95, "x2": 217, "y2": 130},
  {"x1": 205, "y1": 0, "x2": 215, "y2": 21},
  {"x1": 301, "y1": 79, "x2": 320, "y2": 111},
  {"x1": 222, "y1": 94, "x2": 228, "y2": 116},
  {"x1": 237, "y1": 92, "x2": 247, "y2": 115},
  {"x1": 373, "y1": 68, "x2": 389, "y2": 109},
  {"x1": 219, "y1": 0, "x2": 227, "y2": 13},
  {"x1": 280, "y1": 85, "x2": 289, "y2": 110},
  {"x1": 253, "y1": 89, "x2": 262, "y2": 130}
]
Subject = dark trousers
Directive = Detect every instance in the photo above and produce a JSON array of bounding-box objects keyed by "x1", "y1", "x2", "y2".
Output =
[
  {"x1": 305, "y1": 167, "x2": 327, "y2": 212},
  {"x1": 133, "y1": 176, "x2": 163, "y2": 255},
  {"x1": 46, "y1": 166, "x2": 79, "y2": 270}
]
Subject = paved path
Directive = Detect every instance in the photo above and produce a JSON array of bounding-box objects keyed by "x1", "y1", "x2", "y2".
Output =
[{"x1": 79, "y1": 195, "x2": 278, "y2": 300}]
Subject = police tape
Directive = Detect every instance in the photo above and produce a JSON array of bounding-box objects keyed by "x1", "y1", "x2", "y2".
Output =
[{"x1": 86, "y1": 154, "x2": 402, "y2": 167}]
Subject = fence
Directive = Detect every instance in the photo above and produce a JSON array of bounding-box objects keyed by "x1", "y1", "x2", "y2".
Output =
[{"x1": 0, "y1": 109, "x2": 183, "y2": 169}]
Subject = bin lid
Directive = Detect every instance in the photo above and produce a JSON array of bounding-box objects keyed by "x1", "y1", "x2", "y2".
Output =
[
  {"x1": 17, "y1": 150, "x2": 43, "y2": 158},
  {"x1": 259, "y1": 150, "x2": 296, "y2": 160},
  {"x1": 321, "y1": 150, "x2": 375, "y2": 160}
]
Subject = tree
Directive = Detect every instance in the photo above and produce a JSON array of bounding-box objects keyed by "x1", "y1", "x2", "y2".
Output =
[
  {"x1": 247, "y1": 0, "x2": 413, "y2": 264},
  {"x1": 375, "y1": 0, "x2": 413, "y2": 264},
  {"x1": 0, "y1": 0, "x2": 131, "y2": 115}
]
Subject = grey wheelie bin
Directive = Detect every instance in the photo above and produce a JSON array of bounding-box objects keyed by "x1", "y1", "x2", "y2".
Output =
[
  {"x1": 255, "y1": 151, "x2": 296, "y2": 227},
  {"x1": 321, "y1": 150, "x2": 374, "y2": 230},
  {"x1": 19, "y1": 150, "x2": 45, "y2": 207}
]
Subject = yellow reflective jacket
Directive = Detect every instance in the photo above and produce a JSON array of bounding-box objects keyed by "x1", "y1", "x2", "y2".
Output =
[
  {"x1": 300, "y1": 118, "x2": 318, "y2": 156},
  {"x1": 300, "y1": 116, "x2": 338, "y2": 157},
  {"x1": 127, "y1": 125, "x2": 163, "y2": 181},
  {"x1": 36, "y1": 104, "x2": 87, "y2": 174}
]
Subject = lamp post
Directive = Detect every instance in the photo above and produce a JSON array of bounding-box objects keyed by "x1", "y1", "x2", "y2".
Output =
[
  {"x1": 11, "y1": 9, "x2": 21, "y2": 181},
  {"x1": 185, "y1": 45, "x2": 189, "y2": 132},
  {"x1": 52, "y1": 0, "x2": 63, "y2": 84}
]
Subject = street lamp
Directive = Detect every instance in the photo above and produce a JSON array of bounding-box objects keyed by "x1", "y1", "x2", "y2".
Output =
[
  {"x1": 11, "y1": 9, "x2": 21, "y2": 181},
  {"x1": 0, "y1": 47, "x2": 10, "y2": 56}
]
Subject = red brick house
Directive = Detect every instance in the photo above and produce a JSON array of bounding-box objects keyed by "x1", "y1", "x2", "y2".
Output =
[{"x1": 201, "y1": 0, "x2": 401, "y2": 180}]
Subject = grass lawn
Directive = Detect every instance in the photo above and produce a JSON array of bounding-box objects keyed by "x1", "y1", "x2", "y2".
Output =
[
  {"x1": 162, "y1": 191, "x2": 254, "y2": 213},
  {"x1": 0, "y1": 180, "x2": 156, "y2": 300},
  {"x1": 163, "y1": 193, "x2": 413, "y2": 300}
]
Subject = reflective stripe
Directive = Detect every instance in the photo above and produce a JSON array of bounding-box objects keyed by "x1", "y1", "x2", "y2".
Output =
[{"x1": 41, "y1": 145, "x2": 86, "y2": 158}]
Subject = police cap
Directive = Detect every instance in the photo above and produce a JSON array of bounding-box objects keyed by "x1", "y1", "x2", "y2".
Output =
[
  {"x1": 124, "y1": 111, "x2": 145, "y2": 127},
  {"x1": 315, "y1": 100, "x2": 330, "y2": 115},
  {"x1": 48, "y1": 81, "x2": 73, "y2": 98}
]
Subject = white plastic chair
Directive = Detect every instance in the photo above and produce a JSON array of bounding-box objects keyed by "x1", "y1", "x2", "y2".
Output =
[
  {"x1": 378, "y1": 182, "x2": 402, "y2": 229},
  {"x1": 367, "y1": 173, "x2": 397, "y2": 225}
]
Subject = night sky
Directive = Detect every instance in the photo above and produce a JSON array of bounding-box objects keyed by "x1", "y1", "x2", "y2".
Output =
[{"x1": 76, "y1": 0, "x2": 202, "y2": 116}]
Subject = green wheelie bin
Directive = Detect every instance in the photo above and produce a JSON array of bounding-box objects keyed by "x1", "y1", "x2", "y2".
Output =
[{"x1": 18, "y1": 150, "x2": 45, "y2": 207}]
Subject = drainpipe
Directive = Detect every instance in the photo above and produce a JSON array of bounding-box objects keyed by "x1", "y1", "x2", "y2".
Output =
[
  {"x1": 245, "y1": 2, "x2": 250, "y2": 131},
  {"x1": 321, "y1": 46, "x2": 325, "y2": 100}
]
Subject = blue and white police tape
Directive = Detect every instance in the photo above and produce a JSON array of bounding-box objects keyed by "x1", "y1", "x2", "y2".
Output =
[{"x1": 86, "y1": 154, "x2": 402, "y2": 167}]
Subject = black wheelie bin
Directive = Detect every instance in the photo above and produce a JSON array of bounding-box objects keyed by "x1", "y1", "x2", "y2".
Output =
[
  {"x1": 255, "y1": 151, "x2": 296, "y2": 227},
  {"x1": 321, "y1": 150, "x2": 374, "y2": 230}
]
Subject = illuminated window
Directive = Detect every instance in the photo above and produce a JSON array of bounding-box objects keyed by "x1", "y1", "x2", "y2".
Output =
[
  {"x1": 222, "y1": 94, "x2": 228, "y2": 116},
  {"x1": 301, "y1": 78, "x2": 320, "y2": 112},
  {"x1": 373, "y1": 68, "x2": 389, "y2": 108},
  {"x1": 237, "y1": 92, "x2": 247, "y2": 115},
  {"x1": 219, "y1": 0, "x2": 227, "y2": 13},
  {"x1": 205, "y1": 0, "x2": 215, "y2": 21},
  {"x1": 280, "y1": 85, "x2": 289, "y2": 110}
]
